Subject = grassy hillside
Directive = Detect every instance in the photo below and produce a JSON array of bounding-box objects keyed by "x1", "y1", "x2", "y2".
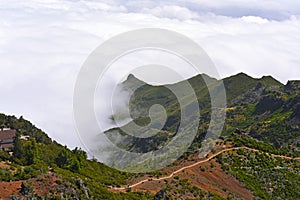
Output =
[
  {"x1": 0, "y1": 114, "x2": 152, "y2": 199},
  {"x1": 0, "y1": 73, "x2": 299, "y2": 199},
  {"x1": 102, "y1": 72, "x2": 299, "y2": 199},
  {"x1": 106, "y1": 72, "x2": 297, "y2": 152}
]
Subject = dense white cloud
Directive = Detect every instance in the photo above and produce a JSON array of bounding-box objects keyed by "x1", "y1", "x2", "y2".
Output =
[
  {"x1": 0, "y1": 0, "x2": 299, "y2": 151},
  {"x1": 142, "y1": 5, "x2": 200, "y2": 21},
  {"x1": 110, "y1": 0, "x2": 300, "y2": 20}
]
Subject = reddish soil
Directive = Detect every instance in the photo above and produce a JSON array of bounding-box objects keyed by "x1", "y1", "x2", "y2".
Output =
[
  {"x1": 0, "y1": 181, "x2": 22, "y2": 199},
  {"x1": 131, "y1": 159, "x2": 253, "y2": 199},
  {"x1": 0, "y1": 173, "x2": 61, "y2": 199},
  {"x1": 112, "y1": 144, "x2": 254, "y2": 199},
  {"x1": 0, "y1": 161, "x2": 10, "y2": 169}
]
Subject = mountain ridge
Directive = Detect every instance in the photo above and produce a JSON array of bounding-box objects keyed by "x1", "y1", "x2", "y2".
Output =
[
  {"x1": 124, "y1": 72, "x2": 283, "y2": 87},
  {"x1": 0, "y1": 72, "x2": 299, "y2": 199}
]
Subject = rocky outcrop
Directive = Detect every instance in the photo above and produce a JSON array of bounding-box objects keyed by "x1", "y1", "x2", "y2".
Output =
[
  {"x1": 154, "y1": 190, "x2": 170, "y2": 200},
  {"x1": 285, "y1": 80, "x2": 300, "y2": 91},
  {"x1": 254, "y1": 95, "x2": 284, "y2": 115}
]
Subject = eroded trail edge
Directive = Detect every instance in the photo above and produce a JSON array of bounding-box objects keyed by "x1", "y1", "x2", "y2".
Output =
[{"x1": 110, "y1": 146, "x2": 300, "y2": 190}]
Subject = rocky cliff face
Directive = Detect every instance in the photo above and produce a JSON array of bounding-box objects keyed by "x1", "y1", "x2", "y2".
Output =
[{"x1": 285, "y1": 80, "x2": 300, "y2": 91}]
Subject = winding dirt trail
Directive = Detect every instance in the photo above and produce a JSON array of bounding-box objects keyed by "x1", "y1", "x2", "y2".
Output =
[{"x1": 111, "y1": 146, "x2": 300, "y2": 190}]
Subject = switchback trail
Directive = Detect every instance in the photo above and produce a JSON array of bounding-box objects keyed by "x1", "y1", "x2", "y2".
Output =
[{"x1": 111, "y1": 146, "x2": 300, "y2": 190}]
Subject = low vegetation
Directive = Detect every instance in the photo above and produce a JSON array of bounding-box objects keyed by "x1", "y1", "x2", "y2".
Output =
[{"x1": 0, "y1": 73, "x2": 299, "y2": 199}]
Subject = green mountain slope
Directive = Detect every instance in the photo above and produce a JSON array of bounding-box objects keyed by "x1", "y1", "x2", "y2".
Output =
[
  {"x1": 0, "y1": 73, "x2": 299, "y2": 199},
  {"x1": 0, "y1": 114, "x2": 152, "y2": 199},
  {"x1": 106, "y1": 72, "x2": 296, "y2": 153}
]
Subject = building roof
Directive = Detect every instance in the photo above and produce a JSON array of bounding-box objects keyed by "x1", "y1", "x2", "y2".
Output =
[
  {"x1": 0, "y1": 129, "x2": 16, "y2": 141},
  {"x1": 1, "y1": 143, "x2": 14, "y2": 149}
]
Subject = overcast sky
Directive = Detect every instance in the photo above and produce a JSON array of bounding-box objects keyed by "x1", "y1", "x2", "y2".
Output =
[{"x1": 0, "y1": 0, "x2": 300, "y2": 149}]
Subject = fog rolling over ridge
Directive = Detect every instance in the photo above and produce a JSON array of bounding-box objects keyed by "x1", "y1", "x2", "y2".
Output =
[
  {"x1": 88, "y1": 72, "x2": 284, "y2": 169},
  {"x1": 1, "y1": 0, "x2": 300, "y2": 150}
]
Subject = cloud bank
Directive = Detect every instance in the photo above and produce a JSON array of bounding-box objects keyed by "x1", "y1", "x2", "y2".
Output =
[{"x1": 0, "y1": 0, "x2": 300, "y2": 151}]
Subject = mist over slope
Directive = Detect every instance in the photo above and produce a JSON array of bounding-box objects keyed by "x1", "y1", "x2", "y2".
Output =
[
  {"x1": 97, "y1": 72, "x2": 300, "y2": 174},
  {"x1": 0, "y1": 72, "x2": 299, "y2": 199},
  {"x1": 105, "y1": 72, "x2": 296, "y2": 152}
]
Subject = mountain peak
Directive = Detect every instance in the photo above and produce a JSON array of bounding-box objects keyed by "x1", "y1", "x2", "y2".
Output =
[
  {"x1": 226, "y1": 72, "x2": 253, "y2": 80},
  {"x1": 235, "y1": 72, "x2": 250, "y2": 77},
  {"x1": 122, "y1": 73, "x2": 146, "y2": 89},
  {"x1": 126, "y1": 73, "x2": 136, "y2": 81},
  {"x1": 224, "y1": 72, "x2": 253, "y2": 82}
]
